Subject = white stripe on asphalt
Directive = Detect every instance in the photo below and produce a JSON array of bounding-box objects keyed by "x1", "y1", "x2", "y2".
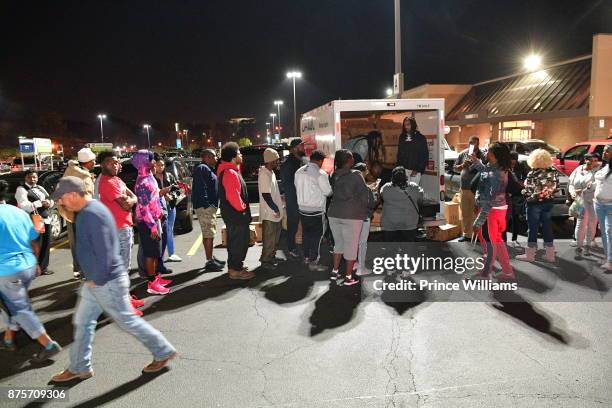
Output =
[{"x1": 187, "y1": 233, "x2": 202, "y2": 256}]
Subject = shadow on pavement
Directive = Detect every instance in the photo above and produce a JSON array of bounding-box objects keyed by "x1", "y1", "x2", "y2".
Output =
[
  {"x1": 491, "y1": 290, "x2": 569, "y2": 344},
  {"x1": 309, "y1": 283, "x2": 362, "y2": 336}
]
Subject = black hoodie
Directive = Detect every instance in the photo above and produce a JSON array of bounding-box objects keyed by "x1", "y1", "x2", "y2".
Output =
[{"x1": 396, "y1": 118, "x2": 429, "y2": 173}]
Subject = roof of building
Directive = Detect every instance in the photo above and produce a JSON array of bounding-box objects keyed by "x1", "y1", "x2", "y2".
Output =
[{"x1": 447, "y1": 56, "x2": 591, "y2": 122}]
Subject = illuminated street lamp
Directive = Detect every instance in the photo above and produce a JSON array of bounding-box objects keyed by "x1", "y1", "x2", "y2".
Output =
[
  {"x1": 274, "y1": 100, "x2": 283, "y2": 136},
  {"x1": 143, "y1": 124, "x2": 151, "y2": 148},
  {"x1": 386, "y1": 88, "x2": 393, "y2": 97},
  {"x1": 269, "y1": 113, "x2": 277, "y2": 138},
  {"x1": 523, "y1": 54, "x2": 542, "y2": 72},
  {"x1": 97, "y1": 114, "x2": 107, "y2": 142},
  {"x1": 286, "y1": 71, "x2": 302, "y2": 138}
]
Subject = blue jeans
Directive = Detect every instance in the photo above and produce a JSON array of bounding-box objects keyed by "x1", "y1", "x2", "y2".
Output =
[
  {"x1": 595, "y1": 202, "x2": 612, "y2": 262},
  {"x1": 69, "y1": 274, "x2": 175, "y2": 373},
  {"x1": 118, "y1": 227, "x2": 133, "y2": 272},
  {"x1": 166, "y1": 207, "x2": 176, "y2": 256},
  {"x1": 527, "y1": 203, "x2": 554, "y2": 248},
  {"x1": 0, "y1": 264, "x2": 46, "y2": 339}
]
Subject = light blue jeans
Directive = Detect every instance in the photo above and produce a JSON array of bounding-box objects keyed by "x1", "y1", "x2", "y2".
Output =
[
  {"x1": 69, "y1": 274, "x2": 175, "y2": 373},
  {"x1": 357, "y1": 219, "x2": 371, "y2": 269},
  {"x1": 0, "y1": 264, "x2": 45, "y2": 338},
  {"x1": 595, "y1": 202, "x2": 612, "y2": 262},
  {"x1": 167, "y1": 206, "x2": 176, "y2": 256},
  {"x1": 118, "y1": 227, "x2": 133, "y2": 271}
]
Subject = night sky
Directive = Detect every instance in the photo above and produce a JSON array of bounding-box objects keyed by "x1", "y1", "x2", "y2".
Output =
[{"x1": 1, "y1": 0, "x2": 611, "y2": 131}]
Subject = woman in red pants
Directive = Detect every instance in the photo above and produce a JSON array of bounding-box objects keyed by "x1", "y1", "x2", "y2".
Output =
[{"x1": 469, "y1": 143, "x2": 515, "y2": 281}]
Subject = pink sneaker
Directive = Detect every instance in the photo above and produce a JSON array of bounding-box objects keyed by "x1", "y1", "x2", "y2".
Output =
[
  {"x1": 157, "y1": 276, "x2": 172, "y2": 286},
  {"x1": 147, "y1": 279, "x2": 170, "y2": 295}
]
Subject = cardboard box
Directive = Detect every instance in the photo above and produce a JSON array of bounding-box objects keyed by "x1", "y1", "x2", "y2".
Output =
[
  {"x1": 221, "y1": 225, "x2": 258, "y2": 247},
  {"x1": 371, "y1": 209, "x2": 383, "y2": 226},
  {"x1": 426, "y1": 224, "x2": 462, "y2": 241},
  {"x1": 382, "y1": 130, "x2": 401, "y2": 146},
  {"x1": 444, "y1": 202, "x2": 461, "y2": 226},
  {"x1": 383, "y1": 145, "x2": 398, "y2": 165},
  {"x1": 251, "y1": 221, "x2": 263, "y2": 243}
]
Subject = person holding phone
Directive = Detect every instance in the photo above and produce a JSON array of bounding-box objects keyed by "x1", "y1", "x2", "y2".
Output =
[
  {"x1": 15, "y1": 170, "x2": 54, "y2": 275},
  {"x1": 453, "y1": 136, "x2": 483, "y2": 242}
]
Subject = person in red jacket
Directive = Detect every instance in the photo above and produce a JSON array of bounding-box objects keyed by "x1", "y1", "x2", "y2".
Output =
[{"x1": 217, "y1": 142, "x2": 254, "y2": 280}]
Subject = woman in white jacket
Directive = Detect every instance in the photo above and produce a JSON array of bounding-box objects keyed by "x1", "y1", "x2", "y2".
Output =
[
  {"x1": 594, "y1": 145, "x2": 612, "y2": 270},
  {"x1": 568, "y1": 153, "x2": 600, "y2": 255}
]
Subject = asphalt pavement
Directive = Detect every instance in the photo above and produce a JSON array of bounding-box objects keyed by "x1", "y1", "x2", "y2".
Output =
[{"x1": 1, "y1": 206, "x2": 611, "y2": 407}]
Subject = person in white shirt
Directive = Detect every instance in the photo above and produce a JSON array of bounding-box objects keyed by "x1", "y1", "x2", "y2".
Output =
[
  {"x1": 294, "y1": 150, "x2": 332, "y2": 271},
  {"x1": 258, "y1": 148, "x2": 285, "y2": 269},
  {"x1": 15, "y1": 170, "x2": 54, "y2": 275},
  {"x1": 594, "y1": 145, "x2": 612, "y2": 270},
  {"x1": 568, "y1": 153, "x2": 600, "y2": 255}
]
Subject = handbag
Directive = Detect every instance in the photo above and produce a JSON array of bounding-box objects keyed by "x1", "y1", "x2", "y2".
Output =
[
  {"x1": 402, "y1": 188, "x2": 423, "y2": 225},
  {"x1": 31, "y1": 209, "x2": 46, "y2": 234},
  {"x1": 568, "y1": 196, "x2": 584, "y2": 218}
]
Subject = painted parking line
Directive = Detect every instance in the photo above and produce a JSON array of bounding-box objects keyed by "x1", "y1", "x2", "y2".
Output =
[
  {"x1": 50, "y1": 239, "x2": 69, "y2": 252},
  {"x1": 187, "y1": 233, "x2": 202, "y2": 257}
]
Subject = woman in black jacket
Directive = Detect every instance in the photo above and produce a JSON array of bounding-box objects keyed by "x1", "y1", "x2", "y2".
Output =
[{"x1": 396, "y1": 117, "x2": 429, "y2": 185}]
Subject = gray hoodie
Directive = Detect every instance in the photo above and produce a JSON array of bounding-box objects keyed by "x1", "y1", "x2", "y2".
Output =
[{"x1": 328, "y1": 168, "x2": 371, "y2": 220}]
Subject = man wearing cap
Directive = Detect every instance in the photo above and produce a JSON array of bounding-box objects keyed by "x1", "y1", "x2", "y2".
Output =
[
  {"x1": 50, "y1": 176, "x2": 177, "y2": 382},
  {"x1": 59, "y1": 147, "x2": 96, "y2": 279},
  {"x1": 258, "y1": 148, "x2": 284, "y2": 268},
  {"x1": 280, "y1": 138, "x2": 305, "y2": 258}
]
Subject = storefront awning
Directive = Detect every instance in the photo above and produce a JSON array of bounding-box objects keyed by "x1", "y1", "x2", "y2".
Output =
[{"x1": 447, "y1": 57, "x2": 591, "y2": 123}]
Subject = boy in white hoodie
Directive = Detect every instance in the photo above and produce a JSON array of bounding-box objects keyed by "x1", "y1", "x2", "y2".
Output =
[{"x1": 294, "y1": 150, "x2": 332, "y2": 271}]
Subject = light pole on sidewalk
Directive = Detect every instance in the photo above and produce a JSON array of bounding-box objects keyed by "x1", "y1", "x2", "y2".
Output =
[
  {"x1": 97, "y1": 114, "x2": 107, "y2": 142},
  {"x1": 274, "y1": 100, "x2": 283, "y2": 136},
  {"x1": 393, "y1": 0, "x2": 404, "y2": 97},
  {"x1": 286, "y1": 71, "x2": 302, "y2": 138},
  {"x1": 143, "y1": 124, "x2": 151, "y2": 148}
]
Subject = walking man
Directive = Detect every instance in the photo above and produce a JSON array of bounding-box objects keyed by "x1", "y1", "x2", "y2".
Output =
[
  {"x1": 51, "y1": 177, "x2": 177, "y2": 382},
  {"x1": 59, "y1": 147, "x2": 96, "y2": 279},
  {"x1": 280, "y1": 138, "x2": 305, "y2": 258},
  {"x1": 15, "y1": 170, "x2": 54, "y2": 275},
  {"x1": 192, "y1": 149, "x2": 226, "y2": 271},
  {"x1": 217, "y1": 142, "x2": 253, "y2": 279},
  {"x1": 294, "y1": 150, "x2": 332, "y2": 271},
  {"x1": 0, "y1": 180, "x2": 62, "y2": 361},
  {"x1": 258, "y1": 148, "x2": 284, "y2": 269},
  {"x1": 453, "y1": 136, "x2": 483, "y2": 242}
]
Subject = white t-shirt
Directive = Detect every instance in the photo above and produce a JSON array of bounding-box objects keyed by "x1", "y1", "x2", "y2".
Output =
[{"x1": 258, "y1": 166, "x2": 284, "y2": 222}]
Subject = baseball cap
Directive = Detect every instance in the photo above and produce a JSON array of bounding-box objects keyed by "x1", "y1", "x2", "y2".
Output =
[{"x1": 52, "y1": 176, "x2": 86, "y2": 200}]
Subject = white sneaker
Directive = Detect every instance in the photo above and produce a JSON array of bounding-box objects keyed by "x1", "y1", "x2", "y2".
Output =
[
  {"x1": 569, "y1": 241, "x2": 578, "y2": 247},
  {"x1": 167, "y1": 254, "x2": 182, "y2": 262}
]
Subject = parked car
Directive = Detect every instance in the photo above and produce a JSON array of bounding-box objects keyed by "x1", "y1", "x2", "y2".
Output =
[
  {"x1": 504, "y1": 139, "x2": 561, "y2": 157},
  {"x1": 92, "y1": 157, "x2": 194, "y2": 233},
  {"x1": 553, "y1": 139, "x2": 611, "y2": 176},
  {"x1": 0, "y1": 170, "x2": 67, "y2": 241},
  {"x1": 444, "y1": 156, "x2": 569, "y2": 218},
  {"x1": 240, "y1": 144, "x2": 287, "y2": 202},
  {"x1": 11, "y1": 156, "x2": 37, "y2": 172},
  {"x1": 0, "y1": 161, "x2": 11, "y2": 173}
]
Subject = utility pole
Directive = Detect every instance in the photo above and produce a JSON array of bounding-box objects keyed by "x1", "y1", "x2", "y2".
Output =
[{"x1": 393, "y1": 0, "x2": 404, "y2": 97}]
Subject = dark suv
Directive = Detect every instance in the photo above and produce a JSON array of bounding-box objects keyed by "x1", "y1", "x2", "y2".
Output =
[
  {"x1": 240, "y1": 144, "x2": 287, "y2": 202},
  {"x1": 93, "y1": 158, "x2": 194, "y2": 233}
]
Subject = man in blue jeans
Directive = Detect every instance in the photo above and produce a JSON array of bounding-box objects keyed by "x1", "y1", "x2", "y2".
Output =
[
  {"x1": 0, "y1": 180, "x2": 62, "y2": 362},
  {"x1": 50, "y1": 177, "x2": 176, "y2": 382}
]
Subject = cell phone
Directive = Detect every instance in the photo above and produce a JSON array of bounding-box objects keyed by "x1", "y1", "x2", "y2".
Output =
[{"x1": 468, "y1": 144, "x2": 474, "y2": 155}]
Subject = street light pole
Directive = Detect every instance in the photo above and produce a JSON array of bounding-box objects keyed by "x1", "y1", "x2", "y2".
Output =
[
  {"x1": 274, "y1": 100, "x2": 283, "y2": 136},
  {"x1": 143, "y1": 124, "x2": 151, "y2": 148},
  {"x1": 393, "y1": 0, "x2": 404, "y2": 97},
  {"x1": 97, "y1": 114, "x2": 107, "y2": 142},
  {"x1": 286, "y1": 71, "x2": 302, "y2": 138},
  {"x1": 269, "y1": 113, "x2": 276, "y2": 140}
]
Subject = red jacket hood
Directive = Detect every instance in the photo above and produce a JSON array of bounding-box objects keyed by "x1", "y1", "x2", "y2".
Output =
[{"x1": 216, "y1": 160, "x2": 240, "y2": 176}]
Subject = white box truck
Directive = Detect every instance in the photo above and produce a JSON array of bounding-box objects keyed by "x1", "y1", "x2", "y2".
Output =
[{"x1": 300, "y1": 98, "x2": 446, "y2": 226}]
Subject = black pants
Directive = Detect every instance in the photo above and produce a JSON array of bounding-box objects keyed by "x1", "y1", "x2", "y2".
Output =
[
  {"x1": 383, "y1": 230, "x2": 416, "y2": 243},
  {"x1": 300, "y1": 213, "x2": 324, "y2": 261},
  {"x1": 39, "y1": 224, "x2": 52, "y2": 271},
  {"x1": 157, "y1": 218, "x2": 169, "y2": 272},
  {"x1": 286, "y1": 199, "x2": 299, "y2": 251},
  {"x1": 227, "y1": 222, "x2": 250, "y2": 270}
]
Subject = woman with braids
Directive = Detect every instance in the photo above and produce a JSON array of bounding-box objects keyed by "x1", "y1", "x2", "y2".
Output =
[
  {"x1": 594, "y1": 144, "x2": 612, "y2": 271},
  {"x1": 343, "y1": 130, "x2": 385, "y2": 166},
  {"x1": 469, "y1": 142, "x2": 515, "y2": 281}
]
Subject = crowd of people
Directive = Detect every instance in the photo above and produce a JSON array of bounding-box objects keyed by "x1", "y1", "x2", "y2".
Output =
[{"x1": 2, "y1": 129, "x2": 612, "y2": 382}]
